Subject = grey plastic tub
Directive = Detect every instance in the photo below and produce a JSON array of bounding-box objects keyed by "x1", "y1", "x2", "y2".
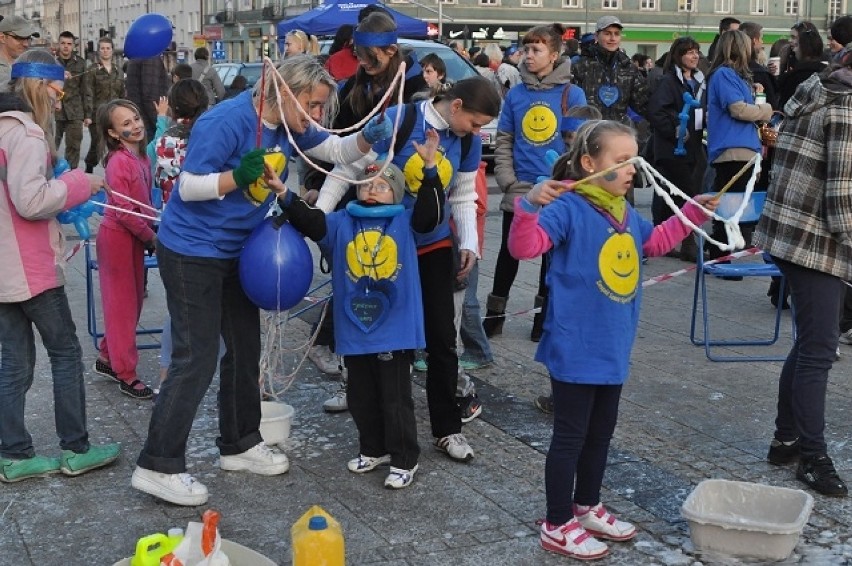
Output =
[{"x1": 681, "y1": 479, "x2": 814, "y2": 561}]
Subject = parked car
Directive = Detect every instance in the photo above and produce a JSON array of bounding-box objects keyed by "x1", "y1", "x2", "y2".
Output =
[{"x1": 213, "y1": 62, "x2": 263, "y2": 91}]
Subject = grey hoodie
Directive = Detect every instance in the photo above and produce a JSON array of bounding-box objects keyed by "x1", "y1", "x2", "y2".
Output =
[{"x1": 494, "y1": 58, "x2": 572, "y2": 212}]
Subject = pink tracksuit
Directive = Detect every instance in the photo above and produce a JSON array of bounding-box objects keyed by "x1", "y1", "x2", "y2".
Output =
[{"x1": 96, "y1": 146, "x2": 156, "y2": 384}]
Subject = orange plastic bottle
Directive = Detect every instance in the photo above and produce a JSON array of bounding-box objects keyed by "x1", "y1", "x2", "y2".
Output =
[{"x1": 291, "y1": 505, "x2": 345, "y2": 565}]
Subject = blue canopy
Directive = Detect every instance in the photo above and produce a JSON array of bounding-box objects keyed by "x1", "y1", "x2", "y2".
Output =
[{"x1": 277, "y1": 0, "x2": 428, "y2": 48}]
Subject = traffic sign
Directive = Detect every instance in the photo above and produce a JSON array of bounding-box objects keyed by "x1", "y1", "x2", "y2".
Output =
[
  {"x1": 213, "y1": 40, "x2": 224, "y2": 51},
  {"x1": 212, "y1": 49, "x2": 226, "y2": 61}
]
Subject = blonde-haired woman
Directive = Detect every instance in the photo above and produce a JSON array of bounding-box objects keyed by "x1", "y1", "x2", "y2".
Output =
[
  {"x1": 0, "y1": 49, "x2": 120, "y2": 482},
  {"x1": 705, "y1": 29, "x2": 772, "y2": 260},
  {"x1": 131, "y1": 54, "x2": 392, "y2": 506},
  {"x1": 284, "y1": 30, "x2": 320, "y2": 57}
]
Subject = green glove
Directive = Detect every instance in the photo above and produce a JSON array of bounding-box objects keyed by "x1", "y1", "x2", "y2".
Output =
[{"x1": 232, "y1": 148, "x2": 267, "y2": 187}]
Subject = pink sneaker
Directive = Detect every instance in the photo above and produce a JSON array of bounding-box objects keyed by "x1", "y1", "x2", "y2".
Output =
[
  {"x1": 540, "y1": 517, "x2": 608, "y2": 560},
  {"x1": 574, "y1": 503, "x2": 637, "y2": 542}
]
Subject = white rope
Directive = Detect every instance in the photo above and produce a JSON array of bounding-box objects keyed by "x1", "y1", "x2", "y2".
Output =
[
  {"x1": 259, "y1": 298, "x2": 331, "y2": 401},
  {"x1": 638, "y1": 153, "x2": 761, "y2": 251},
  {"x1": 90, "y1": 200, "x2": 160, "y2": 221},
  {"x1": 601, "y1": 154, "x2": 761, "y2": 252},
  {"x1": 110, "y1": 189, "x2": 161, "y2": 214},
  {"x1": 258, "y1": 56, "x2": 408, "y2": 188}
]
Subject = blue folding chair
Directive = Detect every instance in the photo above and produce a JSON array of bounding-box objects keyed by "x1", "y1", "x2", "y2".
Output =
[
  {"x1": 689, "y1": 191, "x2": 794, "y2": 362},
  {"x1": 85, "y1": 241, "x2": 162, "y2": 351}
]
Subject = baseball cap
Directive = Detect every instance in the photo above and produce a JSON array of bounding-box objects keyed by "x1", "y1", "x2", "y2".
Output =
[
  {"x1": 505, "y1": 45, "x2": 519, "y2": 56},
  {"x1": 0, "y1": 16, "x2": 40, "y2": 39},
  {"x1": 595, "y1": 16, "x2": 623, "y2": 32}
]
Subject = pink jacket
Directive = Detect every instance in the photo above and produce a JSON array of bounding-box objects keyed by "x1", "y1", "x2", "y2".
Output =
[
  {"x1": 0, "y1": 111, "x2": 91, "y2": 302},
  {"x1": 100, "y1": 146, "x2": 156, "y2": 243}
]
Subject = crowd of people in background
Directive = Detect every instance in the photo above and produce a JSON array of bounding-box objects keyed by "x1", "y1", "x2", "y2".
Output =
[{"x1": 2, "y1": 8, "x2": 852, "y2": 562}]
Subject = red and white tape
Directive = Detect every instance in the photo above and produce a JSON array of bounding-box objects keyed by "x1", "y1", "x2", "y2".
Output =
[{"x1": 642, "y1": 247, "x2": 762, "y2": 288}]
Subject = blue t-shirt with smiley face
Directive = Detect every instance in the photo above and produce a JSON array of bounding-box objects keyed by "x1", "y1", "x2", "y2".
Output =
[
  {"x1": 498, "y1": 84, "x2": 586, "y2": 184},
  {"x1": 535, "y1": 191, "x2": 653, "y2": 385},
  {"x1": 159, "y1": 90, "x2": 328, "y2": 258},
  {"x1": 371, "y1": 101, "x2": 481, "y2": 248}
]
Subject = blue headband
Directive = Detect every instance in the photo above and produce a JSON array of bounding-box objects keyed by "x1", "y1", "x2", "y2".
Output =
[
  {"x1": 353, "y1": 30, "x2": 398, "y2": 47},
  {"x1": 11, "y1": 62, "x2": 64, "y2": 82}
]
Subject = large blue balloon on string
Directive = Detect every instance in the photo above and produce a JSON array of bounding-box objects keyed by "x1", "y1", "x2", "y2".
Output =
[
  {"x1": 240, "y1": 218, "x2": 313, "y2": 311},
  {"x1": 124, "y1": 14, "x2": 173, "y2": 59}
]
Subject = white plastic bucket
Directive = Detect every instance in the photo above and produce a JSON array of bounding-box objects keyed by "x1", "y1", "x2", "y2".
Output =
[{"x1": 259, "y1": 401, "x2": 294, "y2": 447}]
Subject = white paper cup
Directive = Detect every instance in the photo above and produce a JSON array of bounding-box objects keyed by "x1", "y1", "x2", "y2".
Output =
[{"x1": 768, "y1": 56, "x2": 781, "y2": 76}]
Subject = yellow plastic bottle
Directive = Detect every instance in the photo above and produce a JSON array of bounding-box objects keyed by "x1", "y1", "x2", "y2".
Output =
[{"x1": 291, "y1": 505, "x2": 345, "y2": 566}]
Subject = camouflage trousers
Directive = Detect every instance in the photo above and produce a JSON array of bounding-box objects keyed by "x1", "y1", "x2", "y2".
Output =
[{"x1": 56, "y1": 119, "x2": 84, "y2": 170}]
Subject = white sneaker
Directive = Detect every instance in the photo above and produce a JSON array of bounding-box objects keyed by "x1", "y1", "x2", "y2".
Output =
[
  {"x1": 840, "y1": 329, "x2": 852, "y2": 345},
  {"x1": 540, "y1": 518, "x2": 608, "y2": 560},
  {"x1": 323, "y1": 388, "x2": 348, "y2": 413},
  {"x1": 574, "y1": 503, "x2": 637, "y2": 541},
  {"x1": 131, "y1": 466, "x2": 209, "y2": 506},
  {"x1": 308, "y1": 345, "x2": 342, "y2": 375},
  {"x1": 347, "y1": 454, "x2": 391, "y2": 473},
  {"x1": 384, "y1": 464, "x2": 418, "y2": 489},
  {"x1": 434, "y1": 433, "x2": 474, "y2": 462},
  {"x1": 219, "y1": 442, "x2": 289, "y2": 476}
]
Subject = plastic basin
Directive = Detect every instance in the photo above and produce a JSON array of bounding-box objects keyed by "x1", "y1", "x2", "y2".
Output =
[{"x1": 681, "y1": 479, "x2": 813, "y2": 561}]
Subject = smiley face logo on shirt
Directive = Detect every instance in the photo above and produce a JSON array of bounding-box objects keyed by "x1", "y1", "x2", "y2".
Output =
[
  {"x1": 598, "y1": 232, "x2": 639, "y2": 298},
  {"x1": 402, "y1": 149, "x2": 453, "y2": 195},
  {"x1": 521, "y1": 104, "x2": 558, "y2": 144},
  {"x1": 346, "y1": 229, "x2": 400, "y2": 280},
  {"x1": 244, "y1": 150, "x2": 287, "y2": 206}
]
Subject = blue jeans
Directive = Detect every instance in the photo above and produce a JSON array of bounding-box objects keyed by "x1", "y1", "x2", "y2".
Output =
[
  {"x1": 460, "y1": 262, "x2": 493, "y2": 365},
  {"x1": 772, "y1": 257, "x2": 843, "y2": 457},
  {"x1": 137, "y1": 244, "x2": 263, "y2": 474},
  {"x1": 546, "y1": 380, "x2": 622, "y2": 525},
  {"x1": 0, "y1": 287, "x2": 89, "y2": 458}
]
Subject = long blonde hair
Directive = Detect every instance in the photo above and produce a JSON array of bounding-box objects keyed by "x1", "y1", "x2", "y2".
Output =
[
  {"x1": 286, "y1": 30, "x2": 319, "y2": 56},
  {"x1": 11, "y1": 49, "x2": 60, "y2": 159},
  {"x1": 254, "y1": 54, "x2": 339, "y2": 128},
  {"x1": 709, "y1": 29, "x2": 753, "y2": 80}
]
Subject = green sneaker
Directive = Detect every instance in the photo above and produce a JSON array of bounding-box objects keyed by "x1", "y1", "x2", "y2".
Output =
[
  {"x1": 413, "y1": 358, "x2": 428, "y2": 372},
  {"x1": 0, "y1": 455, "x2": 61, "y2": 483},
  {"x1": 459, "y1": 358, "x2": 491, "y2": 371},
  {"x1": 60, "y1": 443, "x2": 121, "y2": 476}
]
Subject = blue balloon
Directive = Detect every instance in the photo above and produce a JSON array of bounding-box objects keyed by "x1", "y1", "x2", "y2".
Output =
[
  {"x1": 57, "y1": 189, "x2": 107, "y2": 241},
  {"x1": 124, "y1": 14, "x2": 173, "y2": 59},
  {"x1": 54, "y1": 158, "x2": 70, "y2": 178},
  {"x1": 239, "y1": 218, "x2": 314, "y2": 311}
]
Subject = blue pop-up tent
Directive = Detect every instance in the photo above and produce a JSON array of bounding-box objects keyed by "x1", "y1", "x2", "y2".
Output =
[{"x1": 277, "y1": 0, "x2": 428, "y2": 49}]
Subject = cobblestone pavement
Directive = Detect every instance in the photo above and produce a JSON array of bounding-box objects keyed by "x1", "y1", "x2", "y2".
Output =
[{"x1": 0, "y1": 165, "x2": 850, "y2": 564}]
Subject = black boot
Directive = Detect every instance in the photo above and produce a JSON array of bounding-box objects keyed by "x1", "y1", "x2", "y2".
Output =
[
  {"x1": 767, "y1": 277, "x2": 790, "y2": 309},
  {"x1": 482, "y1": 294, "x2": 507, "y2": 338},
  {"x1": 531, "y1": 294, "x2": 547, "y2": 342},
  {"x1": 679, "y1": 235, "x2": 699, "y2": 263}
]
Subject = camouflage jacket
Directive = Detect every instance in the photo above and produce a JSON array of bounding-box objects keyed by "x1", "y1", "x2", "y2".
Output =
[
  {"x1": 571, "y1": 45, "x2": 650, "y2": 124},
  {"x1": 86, "y1": 62, "x2": 125, "y2": 121},
  {"x1": 56, "y1": 54, "x2": 90, "y2": 121}
]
